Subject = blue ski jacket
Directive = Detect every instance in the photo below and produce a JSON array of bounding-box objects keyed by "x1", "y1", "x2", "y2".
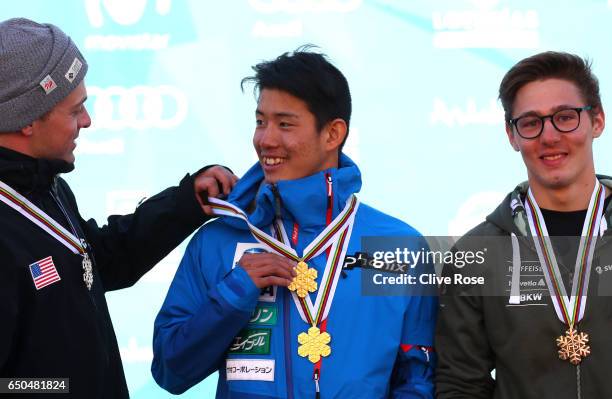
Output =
[{"x1": 152, "y1": 154, "x2": 437, "y2": 398}]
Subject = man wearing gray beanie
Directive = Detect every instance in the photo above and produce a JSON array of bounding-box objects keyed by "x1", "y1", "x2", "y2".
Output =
[{"x1": 0, "y1": 18, "x2": 236, "y2": 398}]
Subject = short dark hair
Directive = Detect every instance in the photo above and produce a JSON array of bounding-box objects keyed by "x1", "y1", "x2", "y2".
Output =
[
  {"x1": 242, "y1": 45, "x2": 352, "y2": 150},
  {"x1": 499, "y1": 51, "x2": 602, "y2": 123}
]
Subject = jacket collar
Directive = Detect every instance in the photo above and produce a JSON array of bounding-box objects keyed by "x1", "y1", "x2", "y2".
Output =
[
  {"x1": 223, "y1": 153, "x2": 361, "y2": 231},
  {"x1": 487, "y1": 175, "x2": 612, "y2": 237},
  {"x1": 0, "y1": 146, "x2": 74, "y2": 194}
]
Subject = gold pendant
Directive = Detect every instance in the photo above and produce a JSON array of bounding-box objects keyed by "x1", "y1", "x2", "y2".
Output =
[
  {"x1": 288, "y1": 261, "x2": 317, "y2": 298},
  {"x1": 556, "y1": 327, "x2": 590, "y2": 365},
  {"x1": 297, "y1": 326, "x2": 331, "y2": 363}
]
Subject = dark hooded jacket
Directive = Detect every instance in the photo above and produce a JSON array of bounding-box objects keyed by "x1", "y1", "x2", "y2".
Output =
[
  {"x1": 436, "y1": 178, "x2": 612, "y2": 399},
  {"x1": 0, "y1": 146, "x2": 210, "y2": 398}
]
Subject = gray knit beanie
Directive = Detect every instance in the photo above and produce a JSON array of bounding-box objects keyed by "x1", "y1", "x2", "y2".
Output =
[{"x1": 0, "y1": 18, "x2": 88, "y2": 132}]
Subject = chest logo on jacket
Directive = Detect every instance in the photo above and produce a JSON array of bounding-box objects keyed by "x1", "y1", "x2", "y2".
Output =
[
  {"x1": 229, "y1": 328, "x2": 272, "y2": 355},
  {"x1": 28, "y1": 256, "x2": 61, "y2": 290},
  {"x1": 506, "y1": 260, "x2": 548, "y2": 306},
  {"x1": 232, "y1": 243, "x2": 277, "y2": 302},
  {"x1": 595, "y1": 264, "x2": 612, "y2": 274}
]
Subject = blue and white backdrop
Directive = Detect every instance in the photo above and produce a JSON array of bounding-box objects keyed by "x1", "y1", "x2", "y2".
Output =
[{"x1": 2, "y1": 1, "x2": 612, "y2": 397}]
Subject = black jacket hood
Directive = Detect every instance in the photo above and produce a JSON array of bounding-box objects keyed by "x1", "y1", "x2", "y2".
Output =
[{"x1": 483, "y1": 176, "x2": 612, "y2": 238}]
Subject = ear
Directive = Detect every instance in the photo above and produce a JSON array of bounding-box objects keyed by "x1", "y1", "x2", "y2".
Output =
[
  {"x1": 505, "y1": 123, "x2": 520, "y2": 152},
  {"x1": 323, "y1": 118, "x2": 347, "y2": 152},
  {"x1": 20, "y1": 124, "x2": 34, "y2": 137},
  {"x1": 591, "y1": 107, "x2": 605, "y2": 139}
]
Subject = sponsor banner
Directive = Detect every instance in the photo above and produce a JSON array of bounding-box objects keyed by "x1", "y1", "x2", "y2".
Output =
[
  {"x1": 249, "y1": 304, "x2": 278, "y2": 326},
  {"x1": 229, "y1": 328, "x2": 272, "y2": 355},
  {"x1": 226, "y1": 359, "x2": 275, "y2": 382}
]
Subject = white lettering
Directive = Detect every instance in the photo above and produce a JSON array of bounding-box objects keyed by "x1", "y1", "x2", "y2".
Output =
[
  {"x1": 431, "y1": 98, "x2": 504, "y2": 127},
  {"x1": 372, "y1": 273, "x2": 414, "y2": 285},
  {"x1": 432, "y1": 6, "x2": 539, "y2": 49},
  {"x1": 453, "y1": 274, "x2": 485, "y2": 285},
  {"x1": 88, "y1": 85, "x2": 188, "y2": 131},
  {"x1": 419, "y1": 273, "x2": 451, "y2": 285},
  {"x1": 520, "y1": 292, "x2": 543, "y2": 302}
]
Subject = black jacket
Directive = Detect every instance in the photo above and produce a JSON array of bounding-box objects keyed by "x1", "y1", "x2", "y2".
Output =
[
  {"x1": 0, "y1": 146, "x2": 210, "y2": 398},
  {"x1": 436, "y1": 179, "x2": 612, "y2": 399}
]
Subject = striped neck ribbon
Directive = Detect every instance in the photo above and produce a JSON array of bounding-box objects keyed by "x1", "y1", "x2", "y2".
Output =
[
  {"x1": 0, "y1": 180, "x2": 86, "y2": 256},
  {"x1": 208, "y1": 195, "x2": 359, "y2": 326},
  {"x1": 524, "y1": 179, "x2": 605, "y2": 328}
]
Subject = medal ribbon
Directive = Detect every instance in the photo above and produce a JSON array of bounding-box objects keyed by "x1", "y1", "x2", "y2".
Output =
[
  {"x1": 0, "y1": 180, "x2": 86, "y2": 255},
  {"x1": 208, "y1": 194, "x2": 359, "y2": 325},
  {"x1": 272, "y1": 221, "x2": 354, "y2": 326},
  {"x1": 524, "y1": 179, "x2": 605, "y2": 327}
]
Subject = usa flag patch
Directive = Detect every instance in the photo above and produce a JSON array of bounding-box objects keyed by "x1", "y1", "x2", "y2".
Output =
[
  {"x1": 29, "y1": 256, "x2": 61, "y2": 290},
  {"x1": 39, "y1": 75, "x2": 57, "y2": 94}
]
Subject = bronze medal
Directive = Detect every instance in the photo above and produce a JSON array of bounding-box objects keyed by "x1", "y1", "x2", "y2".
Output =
[{"x1": 557, "y1": 327, "x2": 590, "y2": 365}]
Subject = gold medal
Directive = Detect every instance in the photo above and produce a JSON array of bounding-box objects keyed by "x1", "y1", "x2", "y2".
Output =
[
  {"x1": 207, "y1": 196, "x2": 358, "y2": 370},
  {"x1": 556, "y1": 327, "x2": 590, "y2": 365},
  {"x1": 288, "y1": 261, "x2": 318, "y2": 298},
  {"x1": 297, "y1": 326, "x2": 331, "y2": 363}
]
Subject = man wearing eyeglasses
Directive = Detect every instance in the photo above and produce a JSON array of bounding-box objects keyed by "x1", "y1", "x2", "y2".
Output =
[{"x1": 436, "y1": 51, "x2": 612, "y2": 398}]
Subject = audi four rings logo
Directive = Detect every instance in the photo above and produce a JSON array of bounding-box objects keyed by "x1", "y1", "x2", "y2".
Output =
[{"x1": 88, "y1": 86, "x2": 188, "y2": 130}]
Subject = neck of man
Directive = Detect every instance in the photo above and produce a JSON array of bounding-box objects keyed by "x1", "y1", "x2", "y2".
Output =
[
  {"x1": 528, "y1": 172, "x2": 600, "y2": 212},
  {"x1": 0, "y1": 133, "x2": 34, "y2": 158}
]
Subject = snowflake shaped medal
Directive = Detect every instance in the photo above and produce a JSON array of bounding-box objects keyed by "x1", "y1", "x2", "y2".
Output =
[
  {"x1": 297, "y1": 326, "x2": 331, "y2": 363},
  {"x1": 288, "y1": 261, "x2": 318, "y2": 298},
  {"x1": 556, "y1": 327, "x2": 590, "y2": 365}
]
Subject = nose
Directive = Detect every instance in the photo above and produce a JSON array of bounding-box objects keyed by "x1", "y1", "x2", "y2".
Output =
[
  {"x1": 539, "y1": 116, "x2": 561, "y2": 145},
  {"x1": 79, "y1": 106, "x2": 92, "y2": 129},
  {"x1": 254, "y1": 124, "x2": 280, "y2": 150}
]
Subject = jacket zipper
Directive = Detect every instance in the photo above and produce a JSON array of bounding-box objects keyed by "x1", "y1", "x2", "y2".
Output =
[
  {"x1": 50, "y1": 189, "x2": 108, "y2": 366},
  {"x1": 312, "y1": 173, "x2": 332, "y2": 398},
  {"x1": 514, "y1": 215, "x2": 612, "y2": 399},
  {"x1": 49, "y1": 189, "x2": 98, "y2": 307},
  {"x1": 270, "y1": 183, "x2": 294, "y2": 399},
  {"x1": 270, "y1": 183, "x2": 283, "y2": 219},
  {"x1": 274, "y1": 175, "x2": 333, "y2": 399},
  {"x1": 283, "y1": 286, "x2": 295, "y2": 399}
]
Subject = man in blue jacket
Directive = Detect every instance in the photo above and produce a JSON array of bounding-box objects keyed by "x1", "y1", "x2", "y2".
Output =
[{"x1": 152, "y1": 49, "x2": 437, "y2": 398}]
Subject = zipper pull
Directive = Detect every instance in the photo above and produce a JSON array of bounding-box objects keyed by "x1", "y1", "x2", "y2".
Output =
[
  {"x1": 325, "y1": 173, "x2": 333, "y2": 226},
  {"x1": 314, "y1": 368, "x2": 320, "y2": 399}
]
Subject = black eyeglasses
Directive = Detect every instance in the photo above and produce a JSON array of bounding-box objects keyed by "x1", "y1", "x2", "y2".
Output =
[{"x1": 509, "y1": 106, "x2": 592, "y2": 139}]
